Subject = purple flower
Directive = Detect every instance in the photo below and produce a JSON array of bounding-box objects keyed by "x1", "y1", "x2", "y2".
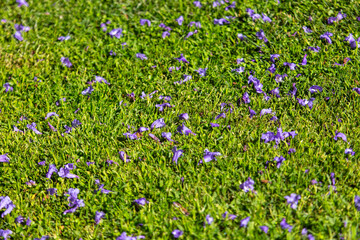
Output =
[
  {"x1": 15, "y1": 215, "x2": 25, "y2": 223},
  {"x1": 206, "y1": 214, "x2": 213, "y2": 225},
  {"x1": 260, "y1": 226, "x2": 269, "y2": 233},
  {"x1": 262, "y1": 13, "x2": 272, "y2": 22},
  {"x1": 119, "y1": 151, "x2": 130, "y2": 162},
  {"x1": 269, "y1": 88, "x2": 280, "y2": 98},
  {"x1": 308, "y1": 85, "x2": 322, "y2": 94},
  {"x1": 302, "y1": 26, "x2": 312, "y2": 33},
  {"x1": 355, "y1": 195, "x2": 360, "y2": 211},
  {"x1": 156, "y1": 103, "x2": 173, "y2": 112},
  {"x1": 25, "y1": 180, "x2": 36, "y2": 186},
  {"x1": 162, "y1": 31, "x2": 171, "y2": 39},
  {"x1": 0, "y1": 229, "x2": 12, "y2": 240},
  {"x1": 353, "y1": 88, "x2": 360, "y2": 95},
  {"x1": 3, "y1": 83, "x2": 13, "y2": 92},
  {"x1": 256, "y1": 29, "x2": 268, "y2": 43},
  {"x1": 214, "y1": 18, "x2": 230, "y2": 25},
  {"x1": 47, "y1": 188, "x2": 57, "y2": 195},
  {"x1": 236, "y1": 58, "x2": 244, "y2": 64},
  {"x1": 240, "y1": 177, "x2": 255, "y2": 192},
  {"x1": 109, "y1": 50, "x2": 116, "y2": 56},
  {"x1": 0, "y1": 154, "x2": 9, "y2": 163},
  {"x1": 109, "y1": 28, "x2": 123, "y2": 38},
  {"x1": 63, "y1": 189, "x2": 85, "y2": 215},
  {"x1": 280, "y1": 218, "x2": 293, "y2": 232},
  {"x1": 140, "y1": 19, "x2": 151, "y2": 27},
  {"x1": 283, "y1": 62, "x2": 297, "y2": 70},
  {"x1": 94, "y1": 76, "x2": 110, "y2": 85},
  {"x1": 249, "y1": 107, "x2": 256, "y2": 118},
  {"x1": 14, "y1": 31, "x2": 23, "y2": 41},
  {"x1": 123, "y1": 132, "x2": 138, "y2": 140},
  {"x1": 136, "y1": 53, "x2": 147, "y2": 60},
  {"x1": 175, "y1": 54, "x2": 189, "y2": 64},
  {"x1": 299, "y1": 54, "x2": 307, "y2": 66},
  {"x1": 197, "y1": 68, "x2": 207, "y2": 77},
  {"x1": 46, "y1": 164, "x2": 58, "y2": 179},
  {"x1": 16, "y1": 0, "x2": 28, "y2": 7},
  {"x1": 215, "y1": 112, "x2": 226, "y2": 120},
  {"x1": 345, "y1": 148, "x2": 355, "y2": 156},
  {"x1": 188, "y1": 21, "x2": 201, "y2": 28},
  {"x1": 284, "y1": 193, "x2": 301, "y2": 209},
  {"x1": 95, "y1": 211, "x2": 105, "y2": 225},
  {"x1": 242, "y1": 92, "x2": 250, "y2": 104},
  {"x1": 176, "y1": 16, "x2": 184, "y2": 25},
  {"x1": 334, "y1": 131, "x2": 347, "y2": 142},
  {"x1": 274, "y1": 156, "x2": 286, "y2": 168},
  {"x1": 320, "y1": 32, "x2": 333, "y2": 44},
  {"x1": 151, "y1": 118, "x2": 166, "y2": 129},
  {"x1": 13, "y1": 125, "x2": 23, "y2": 133},
  {"x1": 178, "y1": 113, "x2": 189, "y2": 120},
  {"x1": 26, "y1": 218, "x2": 31, "y2": 226},
  {"x1": 288, "y1": 148, "x2": 296, "y2": 154},
  {"x1": 45, "y1": 112, "x2": 58, "y2": 120},
  {"x1": 240, "y1": 217, "x2": 250, "y2": 228},
  {"x1": 58, "y1": 164, "x2": 79, "y2": 179},
  {"x1": 58, "y1": 36, "x2": 71, "y2": 41},
  {"x1": 275, "y1": 73, "x2": 287, "y2": 83},
  {"x1": 270, "y1": 54, "x2": 280, "y2": 63},
  {"x1": 172, "y1": 229, "x2": 183, "y2": 238},
  {"x1": 162, "y1": 132, "x2": 174, "y2": 142},
  {"x1": 210, "y1": 123, "x2": 220, "y2": 128},
  {"x1": 177, "y1": 123, "x2": 195, "y2": 135},
  {"x1": 225, "y1": 1, "x2": 235, "y2": 11},
  {"x1": 116, "y1": 232, "x2": 145, "y2": 240},
  {"x1": 81, "y1": 85, "x2": 94, "y2": 95},
  {"x1": 174, "y1": 74, "x2": 192, "y2": 85},
  {"x1": 246, "y1": 8, "x2": 261, "y2": 21},
  {"x1": 308, "y1": 46, "x2": 320, "y2": 52},
  {"x1": 237, "y1": 33, "x2": 247, "y2": 40},
  {"x1": 60, "y1": 57, "x2": 72, "y2": 68},
  {"x1": 288, "y1": 83, "x2": 297, "y2": 97},
  {"x1": 203, "y1": 149, "x2": 221, "y2": 163},
  {"x1": 172, "y1": 146, "x2": 184, "y2": 165},
  {"x1": 260, "y1": 108, "x2": 272, "y2": 116},
  {"x1": 193, "y1": 1, "x2": 202, "y2": 8},
  {"x1": 267, "y1": 64, "x2": 276, "y2": 73},
  {"x1": 0, "y1": 196, "x2": 15, "y2": 218},
  {"x1": 344, "y1": 33, "x2": 360, "y2": 49},
  {"x1": 231, "y1": 67, "x2": 245, "y2": 74},
  {"x1": 38, "y1": 161, "x2": 46, "y2": 166},
  {"x1": 297, "y1": 98, "x2": 315, "y2": 109},
  {"x1": 27, "y1": 122, "x2": 42, "y2": 134},
  {"x1": 133, "y1": 198, "x2": 149, "y2": 206}
]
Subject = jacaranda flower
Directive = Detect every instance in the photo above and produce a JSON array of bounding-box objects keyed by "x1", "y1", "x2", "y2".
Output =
[
  {"x1": 27, "y1": 122, "x2": 42, "y2": 134},
  {"x1": 140, "y1": 19, "x2": 151, "y2": 27},
  {"x1": 260, "y1": 226, "x2": 269, "y2": 233},
  {"x1": 240, "y1": 177, "x2": 255, "y2": 192},
  {"x1": 334, "y1": 131, "x2": 347, "y2": 142},
  {"x1": 172, "y1": 146, "x2": 184, "y2": 164},
  {"x1": 262, "y1": 14, "x2": 272, "y2": 22},
  {"x1": 197, "y1": 68, "x2": 207, "y2": 77},
  {"x1": 177, "y1": 123, "x2": 196, "y2": 135},
  {"x1": 0, "y1": 196, "x2": 15, "y2": 218},
  {"x1": 302, "y1": 26, "x2": 312, "y2": 33},
  {"x1": 3, "y1": 83, "x2": 13, "y2": 92},
  {"x1": 283, "y1": 62, "x2": 297, "y2": 70},
  {"x1": 136, "y1": 53, "x2": 147, "y2": 60},
  {"x1": 355, "y1": 195, "x2": 360, "y2": 211},
  {"x1": 320, "y1": 32, "x2": 333, "y2": 44},
  {"x1": 16, "y1": 0, "x2": 29, "y2": 7},
  {"x1": 284, "y1": 193, "x2": 301, "y2": 209},
  {"x1": 133, "y1": 198, "x2": 149, "y2": 206},
  {"x1": 240, "y1": 217, "x2": 250, "y2": 228},
  {"x1": 0, "y1": 154, "x2": 9, "y2": 163},
  {"x1": 60, "y1": 57, "x2": 72, "y2": 67},
  {"x1": 300, "y1": 54, "x2": 307, "y2": 65},
  {"x1": 109, "y1": 28, "x2": 123, "y2": 38},
  {"x1": 176, "y1": 16, "x2": 184, "y2": 25},
  {"x1": 175, "y1": 54, "x2": 189, "y2": 64},
  {"x1": 203, "y1": 149, "x2": 221, "y2": 163},
  {"x1": 81, "y1": 86, "x2": 94, "y2": 95},
  {"x1": 280, "y1": 218, "x2": 293, "y2": 232},
  {"x1": 45, "y1": 112, "x2": 58, "y2": 120},
  {"x1": 214, "y1": 18, "x2": 230, "y2": 25},
  {"x1": 256, "y1": 29, "x2": 268, "y2": 43},
  {"x1": 151, "y1": 118, "x2": 166, "y2": 129},
  {"x1": 58, "y1": 36, "x2": 71, "y2": 41},
  {"x1": 178, "y1": 113, "x2": 189, "y2": 120},
  {"x1": 95, "y1": 211, "x2": 105, "y2": 225},
  {"x1": 345, "y1": 148, "x2": 355, "y2": 156},
  {"x1": 172, "y1": 229, "x2": 183, "y2": 238},
  {"x1": 193, "y1": 1, "x2": 202, "y2": 8},
  {"x1": 206, "y1": 214, "x2": 213, "y2": 225},
  {"x1": 162, "y1": 132, "x2": 174, "y2": 142}
]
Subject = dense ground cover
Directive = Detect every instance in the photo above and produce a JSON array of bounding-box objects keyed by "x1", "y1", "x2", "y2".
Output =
[{"x1": 1, "y1": 0, "x2": 360, "y2": 239}]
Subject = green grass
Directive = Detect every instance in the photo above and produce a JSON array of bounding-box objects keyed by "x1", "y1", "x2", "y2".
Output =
[{"x1": 1, "y1": 0, "x2": 360, "y2": 239}]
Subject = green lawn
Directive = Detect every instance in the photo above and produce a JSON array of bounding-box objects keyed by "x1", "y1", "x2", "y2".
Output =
[{"x1": 1, "y1": 0, "x2": 360, "y2": 239}]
